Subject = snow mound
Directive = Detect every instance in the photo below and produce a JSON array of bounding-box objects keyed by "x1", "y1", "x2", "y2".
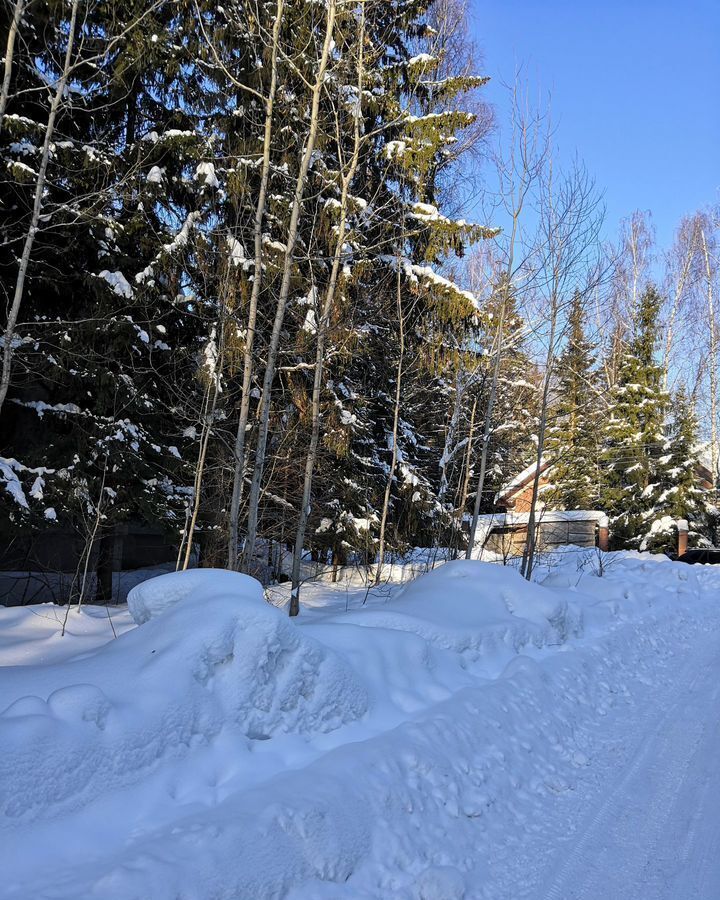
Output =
[
  {"x1": 0, "y1": 573, "x2": 367, "y2": 821},
  {"x1": 127, "y1": 567, "x2": 261, "y2": 624},
  {"x1": 336, "y1": 560, "x2": 582, "y2": 658}
]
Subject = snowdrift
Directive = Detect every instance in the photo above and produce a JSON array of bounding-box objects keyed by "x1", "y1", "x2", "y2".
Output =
[
  {"x1": 1, "y1": 554, "x2": 719, "y2": 899},
  {"x1": 333, "y1": 559, "x2": 583, "y2": 658},
  {"x1": 0, "y1": 570, "x2": 367, "y2": 821}
]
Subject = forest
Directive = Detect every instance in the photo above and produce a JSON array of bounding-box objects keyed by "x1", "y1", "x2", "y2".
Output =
[{"x1": 1, "y1": 0, "x2": 719, "y2": 608}]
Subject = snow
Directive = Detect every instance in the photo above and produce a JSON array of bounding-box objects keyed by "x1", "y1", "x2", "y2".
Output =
[
  {"x1": 162, "y1": 211, "x2": 201, "y2": 253},
  {"x1": 504, "y1": 509, "x2": 607, "y2": 524},
  {"x1": 99, "y1": 269, "x2": 134, "y2": 299},
  {"x1": 227, "y1": 235, "x2": 251, "y2": 269},
  {"x1": 332, "y1": 560, "x2": 581, "y2": 659},
  {"x1": 2, "y1": 553, "x2": 720, "y2": 898},
  {"x1": 496, "y1": 457, "x2": 549, "y2": 498},
  {"x1": 146, "y1": 165, "x2": 165, "y2": 183},
  {"x1": 195, "y1": 161, "x2": 219, "y2": 188},
  {"x1": 0, "y1": 457, "x2": 29, "y2": 508},
  {"x1": 0, "y1": 573, "x2": 367, "y2": 824},
  {"x1": 408, "y1": 53, "x2": 436, "y2": 66},
  {"x1": 127, "y1": 567, "x2": 261, "y2": 624}
]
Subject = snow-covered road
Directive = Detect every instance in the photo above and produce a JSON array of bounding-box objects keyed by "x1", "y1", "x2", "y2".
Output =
[
  {"x1": 541, "y1": 631, "x2": 720, "y2": 900},
  {"x1": 2, "y1": 553, "x2": 720, "y2": 899}
]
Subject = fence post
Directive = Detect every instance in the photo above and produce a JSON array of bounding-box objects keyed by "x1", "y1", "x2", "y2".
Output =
[
  {"x1": 677, "y1": 519, "x2": 689, "y2": 557},
  {"x1": 598, "y1": 515, "x2": 609, "y2": 552}
]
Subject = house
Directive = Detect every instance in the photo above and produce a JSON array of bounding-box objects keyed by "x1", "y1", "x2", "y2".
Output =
[
  {"x1": 483, "y1": 452, "x2": 716, "y2": 558},
  {"x1": 496, "y1": 456, "x2": 715, "y2": 513},
  {"x1": 495, "y1": 458, "x2": 553, "y2": 513},
  {"x1": 487, "y1": 458, "x2": 607, "y2": 556},
  {"x1": 479, "y1": 509, "x2": 608, "y2": 558}
]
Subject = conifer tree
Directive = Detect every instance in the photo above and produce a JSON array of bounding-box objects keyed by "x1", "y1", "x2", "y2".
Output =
[
  {"x1": 600, "y1": 285, "x2": 669, "y2": 548},
  {"x1": 482, "y1": 288, "x2": 538, "y2": 507},
  {"x1": 0, "y1": 1, "x2": 228, "y2": 584},
  {"x1": 644, "y1": 386, "x2": 709, "y2": 552},
  {"x1": 545, "y1": 292, "x2": 600, "y2": 509}
]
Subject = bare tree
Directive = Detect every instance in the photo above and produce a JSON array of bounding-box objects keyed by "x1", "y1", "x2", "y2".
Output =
[
  {"x1": 601, "y1": 210, "x2": 655, "y2": 389},
  {"x1": 241, "y1": 0, "x2": 338, "y2": 573},
  {"x1": 0, "y1": 0, "x2": 25, "y2": 125},
  {"x1": 288, "y1": 3, "x2": 367, "y2": 614},
  {"x1": 0, "y1": 0, "x2": 80, "y2": 414},
  {"x1": 375, "y1": 250, "x2": 406, "y2": 585},
  {"x1": 520, "y1": 161, "x2": 604, "y2": 581},
  {"x1": 662, "y1": 213, "x2": 702, "y2": 387},
  {"x1": 226, "y1": 0, "x2": 286, "y2": 570},
  {"x1": 700, "y1": 221, "x2": 718, "y2": 481},
  {"x1": 465, "y1": 80, "x2": 548, "y2": 558}
]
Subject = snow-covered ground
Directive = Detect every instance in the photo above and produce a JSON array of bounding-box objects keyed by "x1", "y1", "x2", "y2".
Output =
[{"x1": 1, "y1": 550, "x2": 719, "y2": 899}]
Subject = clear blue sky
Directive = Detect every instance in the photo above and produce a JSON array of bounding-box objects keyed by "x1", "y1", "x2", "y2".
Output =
[{"x1": 470, "y1": 0, "x2": 720, "y2": 252}]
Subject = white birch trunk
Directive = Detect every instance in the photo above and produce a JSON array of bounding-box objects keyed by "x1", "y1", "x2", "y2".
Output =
[
  {"x1": 465, "y1": 292, "x2": 507, "y2": 558},
  {"x1": 662, "y1": 222, "x2": 698, "y2": 388},
  {"x1": 227, "y1": 0, "x2": 285, "y2": 569},
  {"x1": 241, "y1": 0, "x2": 337, "y2": 573},
  {"x1": 0, "y1": 0, "x2": 80, "y2": 414},
  {"x1": 288, "y1": 5, "x2": 365, "y2": 614},
  {"x1": 0, "y1": 0, "x2": 25, "y2": 126},
  {"x1": 375, "y1": 255, "x2": 405, "y2": 585},
  {"x1": 701, "y1": 227, "x2": 718, "y2": 484}
]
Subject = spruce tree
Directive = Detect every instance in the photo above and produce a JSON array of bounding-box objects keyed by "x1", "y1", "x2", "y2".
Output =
[
  {"x1": 644, "y1": 386, "x2": 709, "y2": 552},
  {"x1": 0, "y1": 1, "x2": 227, "y2": 584},
  {"x1": 545, "y1": 292, "x2": 600, "y2": 510},
  {"x1": 482, "y1": 286, "x2": 538, "y2": 509},
  {"x1": 600, "y1": 285, "x2": 669, "y2": 548}
]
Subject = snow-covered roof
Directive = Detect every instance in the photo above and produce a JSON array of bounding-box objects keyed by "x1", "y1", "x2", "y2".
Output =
[
  {"x1": 470, "y1": 509, "x2": 607, "y2": 533},
  {"x1": 504, "y1": 510, "x2": 607, "y2": 525},
  {"x1": 496, "y1": 457, "x2": 551, "y2": 501}
]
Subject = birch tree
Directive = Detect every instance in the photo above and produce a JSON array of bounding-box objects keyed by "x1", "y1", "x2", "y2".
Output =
[
  {"x1": 465, "y1": 82, "x2": 547, "y2": 558},
  {"x1": 226, "y1": 0, "x2": 286, "y2": 570},
  {"x1": 0, "y1": 0, "x2": 25, "y2": 125},
  {"x1": 241, "y1": 0, "x2": 338, "y2": 573},
  {"x1": 288, "y1": 3, "x2": 367, "y2": 613},
  {"x1": 0, "y1": 0, "x2": 80, "y2": 414},
  {"x1": 375, "y1": 250, "x2": 406, "y2": 584},
  {"x1": 700, "y1": 221, "x2": 718, "y2": 483},
  {"x1": 521, "y1": 162, "x2": 603, "y2": 580},
  {"x1": 662, "y1": 214, "x2": 702, "y2": 386}
]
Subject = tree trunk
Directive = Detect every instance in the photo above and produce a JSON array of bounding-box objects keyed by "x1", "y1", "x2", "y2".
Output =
[
  {"x1": 455, "y1": 395, "x2": 477, "y2": 555},
  {"x1": 702, "y1": 227, "x2": 718, "y2": 485},
  {"x1": 662, "y1": 220, "x2": 698, "y2": 387},
  {"x1": 0, "y1": 0, "x2": 80, "y2": 414},
  {"x1": 241, "y1": 0, "x2": 337, "y2": 572},
  {"x1": 227, "y1": 0, "x2": 285, "y2": 570},
  {"x1": 375, "y1": 257, "x2": 405, "y2": 585},
  {"x1": 0, "y1": 0, "x2": 24, "y2": 126},
  {"x1": 288, "y1": 4, "x2": 365, "y2": 615},
  {"x1": 465, "y1": 300, "x2": 506, "y2": 558}
]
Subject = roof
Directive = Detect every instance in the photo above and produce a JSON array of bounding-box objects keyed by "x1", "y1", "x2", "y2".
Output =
[{"x1": 496, "y1": 458, "x2": 551, "y2": 503}]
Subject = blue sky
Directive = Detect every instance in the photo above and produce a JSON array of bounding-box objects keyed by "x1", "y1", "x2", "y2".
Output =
[{"x1": 469, "y1": 0, "x2": 720, "y2": 252}]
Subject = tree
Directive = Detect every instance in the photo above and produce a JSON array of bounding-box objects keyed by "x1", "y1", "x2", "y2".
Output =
[
  {"x1": 520, "y1": 161, "x2": 604, "y2": 580},
  {"x1": 544, "y1": 292, "x2": 601, "y2": 510},
  {"x1": 465, "y1": 79, "x2": 547, "y2": 557},
  {"x1": 643, "y1": 386, "x2": 709, "y2": 553},
  {"x1": 600, "y1": 285, "x2": 669, "y2": 549},
  {"x1": 0, "y1": 0, "x2": 229, "y2": 590}
]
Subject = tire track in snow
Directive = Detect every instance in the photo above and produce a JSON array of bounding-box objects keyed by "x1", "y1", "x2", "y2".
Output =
[
  {"x1": 656, "y1": 679, "x2": 720, "y2": 900},
  {"x1": 541, "y1": 633, "x2": 720, "y2": 900}
]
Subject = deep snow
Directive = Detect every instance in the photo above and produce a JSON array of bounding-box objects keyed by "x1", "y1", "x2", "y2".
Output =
[{"x1": 1, "y1": 550, "x2": 719, "y2": 899}]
